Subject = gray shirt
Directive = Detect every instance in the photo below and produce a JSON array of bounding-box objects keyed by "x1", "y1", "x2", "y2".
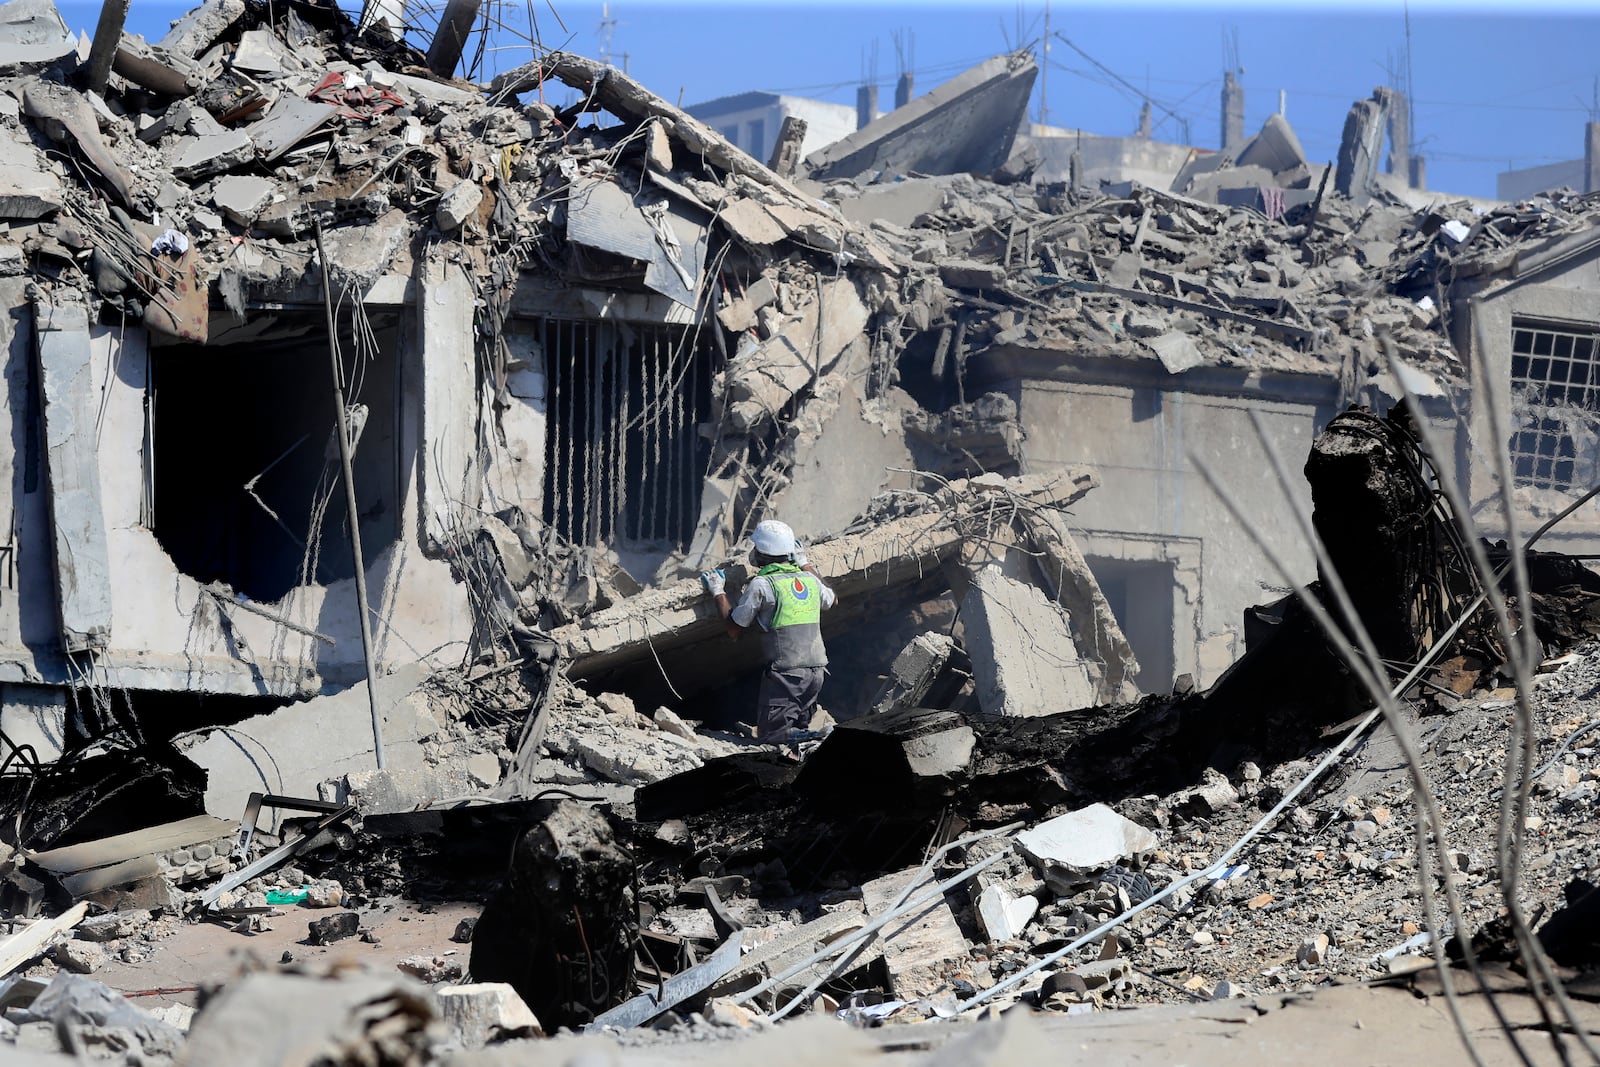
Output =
[{"x1": 731, "y1": 570, "x2": 837, "y2": 631}]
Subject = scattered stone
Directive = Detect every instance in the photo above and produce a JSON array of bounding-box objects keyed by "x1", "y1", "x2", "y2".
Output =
[
  {"x1": 1297, "y1": 933, "x2": 1330, "y2": 966},
  {"x1": 308, "y1": 912, "x2": 360, "y2": 945},
  {"x1": 397, "y1": 954, "x2": 465, "y2": 983},
  {"x1": 453, "y1": 916, "x2": 478, "y2": 943},
  {"x1": 53, "y1": 939, "x2": 106, "y2": 973},
  {"x1": 1016, "y1": 804, "x2": 1158, "y2": 893},
  {"x1": 437, "y1": 180, "x2": 484, "y2": 232}
]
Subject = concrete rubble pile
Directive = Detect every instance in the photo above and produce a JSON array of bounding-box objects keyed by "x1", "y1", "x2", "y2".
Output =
[{"x1": 0, "y1": 0, "x2": 1596, "y2": 1061}]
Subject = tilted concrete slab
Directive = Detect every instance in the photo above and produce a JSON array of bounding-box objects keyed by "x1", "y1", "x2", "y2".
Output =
[{"x1": 805, "y1": 52, "x2": 1037, "y2": 181}]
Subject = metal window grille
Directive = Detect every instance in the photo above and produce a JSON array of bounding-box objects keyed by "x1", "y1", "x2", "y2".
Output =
[
  {"x1": 1509, "y1": 320, "x2": 1600, "y2": 492},
  {"x1": 541, "y1": 319, "x2": 712, "y2": 549}
]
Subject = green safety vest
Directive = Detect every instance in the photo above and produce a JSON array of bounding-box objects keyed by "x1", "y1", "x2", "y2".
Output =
[{"x1": 757, "y1": 563, "x2": 828, "y2": 669}]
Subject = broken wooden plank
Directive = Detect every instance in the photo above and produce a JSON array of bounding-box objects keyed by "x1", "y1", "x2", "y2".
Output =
[{"x1": 0, "y1": 902, "x2": 88, "y2": 978}]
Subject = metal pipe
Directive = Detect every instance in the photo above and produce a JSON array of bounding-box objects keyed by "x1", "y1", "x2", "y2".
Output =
[{"x1": 313, "y1": 220, "x2": 385, "y2": 771}]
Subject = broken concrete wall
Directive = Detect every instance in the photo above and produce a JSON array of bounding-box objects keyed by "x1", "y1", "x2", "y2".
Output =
[
  {"x1": 481, "y1": 322, "x2": 547, "y2": 525},
  {"x1": 34, "y1": 298, "x2": 112, "y2": 654},
  {"x1": 177, "y1": 662, "x2": 468, "y2": 824},
  {"x1": 763, "y1": 340, "x2": 917, "y2": 544},
  {"x1": 0, "y1": 302, "x2": 473, "y2": 696},
  {"x1": 1457, "y1": 241, "x2": 1600, "y2": 550},
  {"x1": 997, "y1": 361, "x2": 1339, "y2": 688},
  {"x1": 958, "y1": 564, "x2": 1096, "y2": 717},
  {"x1": 1030, "y1": 128, "x2": 1198, "y2": 190}
]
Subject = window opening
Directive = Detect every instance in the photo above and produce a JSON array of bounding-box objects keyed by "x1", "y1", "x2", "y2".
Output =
[
  {"x1": 148, "y1": 314, "x2": 401, "y2": 602},
  {"x1": 1509, "y1": 319, "x2": 1600, "y2": 492},
  {"x1": 541, "y1": 320, "x2": 712, "y2": 549}
]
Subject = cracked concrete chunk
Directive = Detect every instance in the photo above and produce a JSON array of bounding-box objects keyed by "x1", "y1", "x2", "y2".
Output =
[
  {"x1": 437, "y1": 983, "x2": 541, "y2": 1046},
  {"x1": 170, "y1": 129, "x2": 253, "y2": 181},
  {"x1": 436, "y1": 179, "x2": 483, "y2": 232},
  {"x1": 1146, "y1": 331, "x2": 1204, "y2": 374},
  {"x1": 961, "y1": 566, "x2": 1095, "y2": 718},
  {"x1": 1016, "y1": 804, "x2": 1158, "y2": 892},
  {"x1": 158, "y1": 0, "x2": 244, "y2": 57},
  {"x1": 209, "y1": 174, "x2": 274, "y2": 224}
]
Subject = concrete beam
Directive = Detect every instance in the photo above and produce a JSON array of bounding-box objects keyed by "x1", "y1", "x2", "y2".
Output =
[
  {"x1": 551, "y1": 469, "x2": 1098, "y2": 681},
  {"x1": 84, "y1": 0, "x2": 130, "y2": 94},
  {"x1": 1586, "y1": 122, "x2": 1600, "y2": 195},
  {"x1": 33, "y1": 299, "x2": 112, "y2": 654}
]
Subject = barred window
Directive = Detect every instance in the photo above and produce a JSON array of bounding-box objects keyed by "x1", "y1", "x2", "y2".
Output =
[{"x1": 1509, "y1": 320, "x2": 1600, "y2": 492}]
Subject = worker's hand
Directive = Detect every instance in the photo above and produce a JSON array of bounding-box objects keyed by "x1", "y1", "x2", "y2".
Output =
[
  {"x1": 700, "y1": 569, "x2": 726, "y2": 597},
  {"x1": 793, "y1": 544, "x2": 808, "y2": 568}
]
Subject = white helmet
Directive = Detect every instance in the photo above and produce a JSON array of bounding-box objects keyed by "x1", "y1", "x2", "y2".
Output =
[{"x1": 751, "y1": 519, "x2": 797, "y2": 557}]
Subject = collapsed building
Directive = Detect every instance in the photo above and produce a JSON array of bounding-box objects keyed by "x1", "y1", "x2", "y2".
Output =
[{"x1": 0, "y1": 0, "x2": 1597, "y2": 1061}]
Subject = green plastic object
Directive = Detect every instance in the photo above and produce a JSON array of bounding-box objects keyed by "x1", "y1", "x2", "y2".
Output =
[{"x1": 265, "y1": 886, "x2": 310, "y2": 905}]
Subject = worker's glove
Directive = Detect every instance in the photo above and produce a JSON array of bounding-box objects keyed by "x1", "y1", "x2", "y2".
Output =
[
  {"x1": 793, "y1": 545, "x2": 809, "y2": 568},
  {"x1": 700, "y1": 569, "x2": 727, "y2": 597}
]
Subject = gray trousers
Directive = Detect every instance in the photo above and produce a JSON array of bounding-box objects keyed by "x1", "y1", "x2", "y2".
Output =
[{"x1": 757, "y1": 665, "x2": 826, "y2": 743}]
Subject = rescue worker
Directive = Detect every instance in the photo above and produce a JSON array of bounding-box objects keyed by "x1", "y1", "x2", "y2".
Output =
[{"x1": 700, "y1": 519, "x2": 835, "y2": 746}]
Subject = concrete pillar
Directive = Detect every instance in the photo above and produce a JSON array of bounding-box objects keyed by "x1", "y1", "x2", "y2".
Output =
[
  {"x1": 1220, "y1": 71, "x2": 1244, "y2": 149},
  {"x1": 766, "y1": 114, "x2": 807, "y2": 177},
  {"x1": 85, "y1": 0, "x2": 130, "y2": 94},
  {"x1": 1586, "y1": 122, "x2": 1600, "y2": 193},
  {"x1": 424, "y1": 0, "x2": 480, "y2": 77},
  {"x1": 416, "y1": 248, "x2": 479, "y2": 550},
  {"x1": 894, "y1": 71, "x2": 914, "y2": 109},
  {"x1": 1409, "y1": 156, "x2": 1426, "y2": 191},
  {"x1": 33, "y1": 299, "x2": 112, "y2": 654},
  {"x1": 1386, "y1": 88, "x2": 1410, "y2": 185},
  {"x1": 856, "y1": 84, "x2": 878, "y2": 130},
  {"x1": 1137, "y1": 100, "x2": 1151, "y2": 139},
  {"x1": 1334, "y1": 89, "x2": 1390, "y2": 204}
]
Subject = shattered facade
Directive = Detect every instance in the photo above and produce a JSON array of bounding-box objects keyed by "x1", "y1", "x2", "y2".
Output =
[{"x1": 0, "y1": 4, "x2": 1599, "y2": 1064}]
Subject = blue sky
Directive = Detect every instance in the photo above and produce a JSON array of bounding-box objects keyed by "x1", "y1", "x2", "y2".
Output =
[{"x1": 60, "y1": 0, "x2": 1600, "y2": 198}]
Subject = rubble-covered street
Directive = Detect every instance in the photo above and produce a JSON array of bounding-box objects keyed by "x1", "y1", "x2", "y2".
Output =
[{"x1": 0, "y1": 0, "x2": 1597, "y2": 1063}]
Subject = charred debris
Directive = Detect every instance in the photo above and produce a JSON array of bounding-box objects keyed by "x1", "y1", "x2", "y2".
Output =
[{"x1": 0, "y1": 0, "x2": 1596, "y2": 1059}]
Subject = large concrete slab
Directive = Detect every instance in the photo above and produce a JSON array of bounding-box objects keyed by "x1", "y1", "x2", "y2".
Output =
[
  {"x1": 960, "y1": 564, "x2": 1095, "y2": 718},
  {"x1": 178, "y1": 663, "x2": 450, "y2": 825},
  {"x1": 34, "y1": 299, "x2": 111, "y2": 654},
  {"x1": 861, "y1": 866, "x2": 970, "y2": 1000}
]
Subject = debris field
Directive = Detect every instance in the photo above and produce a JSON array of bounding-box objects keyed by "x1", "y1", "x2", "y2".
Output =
[{"x1": 0, "y1": 0, "x2": 1595, "y2": 1064}]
